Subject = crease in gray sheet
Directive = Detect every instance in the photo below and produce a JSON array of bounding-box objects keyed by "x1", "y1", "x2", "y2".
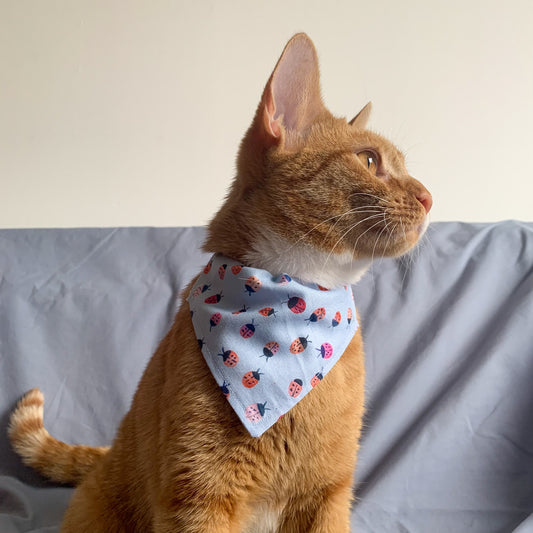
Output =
[{"x1": 1, "y1": 222, "x2": 532, "y2": 533}]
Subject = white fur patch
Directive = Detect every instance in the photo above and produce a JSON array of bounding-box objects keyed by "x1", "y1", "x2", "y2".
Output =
[
  {"x1": 244, "y1": 233, "x2": 372, "y2": 288},
  {"x1": 243, "y1": 502, "x2": 281, "y2": 533},
  {"x1": 418, "y1": 213, "x2": 430, "y2": 237}
]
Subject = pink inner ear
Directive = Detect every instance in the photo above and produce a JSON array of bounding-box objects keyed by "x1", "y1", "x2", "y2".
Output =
[
  {"x1": 263, "y1": 87, "x2": 281, "y2": 138},
  {"x1": 270, "y1": 35, "x2": 324, "y2": 133}
]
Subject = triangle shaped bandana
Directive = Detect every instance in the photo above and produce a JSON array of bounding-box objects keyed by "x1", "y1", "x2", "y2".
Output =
[{"x1": 187, "y1": 254, "x2": 358, "y2": 437}]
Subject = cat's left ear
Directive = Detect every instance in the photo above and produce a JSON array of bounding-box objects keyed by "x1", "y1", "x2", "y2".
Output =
[
  {"x1": 349, "y1": 102, "x2": 372, "y2": 129},
  {"x1": 259, "y1": 33, "x2": 327, "y2": 150}
]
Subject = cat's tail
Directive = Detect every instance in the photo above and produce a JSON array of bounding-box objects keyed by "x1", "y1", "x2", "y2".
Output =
[{"x1": 8, "y1": 388, "x2": 110, "y2": 485}]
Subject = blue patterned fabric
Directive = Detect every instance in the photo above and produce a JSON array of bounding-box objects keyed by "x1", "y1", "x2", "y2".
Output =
[{"x1": 187, "y1": 254, "x2": 359, "y2": 437}]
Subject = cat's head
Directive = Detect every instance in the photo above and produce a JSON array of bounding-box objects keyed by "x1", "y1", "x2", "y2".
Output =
[{"x1": 204, "y1": 33, "x2": 432, "y2": 288}]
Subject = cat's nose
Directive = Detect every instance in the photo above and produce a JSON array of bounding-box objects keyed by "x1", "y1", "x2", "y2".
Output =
[{"x1": 416, "y1": 190, "x2": 433, "y2": 214}]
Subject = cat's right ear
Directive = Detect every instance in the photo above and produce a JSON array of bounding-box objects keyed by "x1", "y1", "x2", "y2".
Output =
[
  {"x1": 349, "y1": 102, "x2": 372, "y2": 129},
  {"x1": 255, "y1": 33, "x2": 326, "y2": 150}
]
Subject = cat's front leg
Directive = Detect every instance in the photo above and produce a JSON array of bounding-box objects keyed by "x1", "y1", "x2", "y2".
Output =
[
  {"x1": 153, "y1": 502, "x2": 247, "y2": 533},
  {"x1": 277, "y1": 477, "x2": 353, "y2": 533}
]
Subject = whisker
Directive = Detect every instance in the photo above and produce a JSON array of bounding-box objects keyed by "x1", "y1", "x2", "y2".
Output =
[
  {"x1": 370, "y1": 215, "x2": 391, "y2": 284},
  {"x1": 379, "y1": 220, "x2": 398, "y2": 266},
  {"x1": 350, "y1": 217, "x2": 388, "y2": 255},
  {"x1": 328, "y1": 214, "x2": 385, "y2": 257},
  {"x1": 371, "y1": 215, "x2": 391, "y2": 265},
  {"x1": 421, "y1": 225, "x2": 437, "y2": 259},
  {"x1": 349, "y1": 192, "x2": 394, "y2": 205},
  {"x1": 320, "y1": 208, "x2": 387, "y2": 247},
  {"x1": 398, "y1": 218, "x2": 413, "y2": 291},
  {"x1": 337, "y1": 216, "x2": 388, "y2": 285},
  {"x1": 284, "y1": 206, "x2": 386, "y2": 252},
  {"x1": 319, "y1": 214, "x2": 386, "y2": 278},
  {"x1": 350, "y1": 210, "x2": 392, "y2": 275}
]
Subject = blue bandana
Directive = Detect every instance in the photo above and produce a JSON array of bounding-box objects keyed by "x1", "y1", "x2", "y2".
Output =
[{"x1": 187, "y1": 254, "x2": 359, "y2": 437}]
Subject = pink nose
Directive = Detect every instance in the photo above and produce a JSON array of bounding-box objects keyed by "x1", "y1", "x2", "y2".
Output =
[{"x1": 417, "y1": 191, "x2": 433, "y2": 214}]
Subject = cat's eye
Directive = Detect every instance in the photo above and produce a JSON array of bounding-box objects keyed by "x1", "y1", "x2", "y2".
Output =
[{"x1": 356, "y1": 150, "x2": 379, "y2": 175}]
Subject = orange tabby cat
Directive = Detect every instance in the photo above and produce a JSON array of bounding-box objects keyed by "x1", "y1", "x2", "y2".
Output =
[{"x1": 9, "y1": 33, "x2": 431, "y2": 532}]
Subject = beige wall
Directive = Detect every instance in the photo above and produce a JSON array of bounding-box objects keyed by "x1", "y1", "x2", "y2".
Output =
[{"x1": 1, "y1": 0, "x2": 532, "y2": 228}]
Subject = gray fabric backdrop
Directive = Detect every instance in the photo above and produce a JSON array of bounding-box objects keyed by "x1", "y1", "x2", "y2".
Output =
[{"x1": 1, "y1": 222, "x2": 532, "y2": 532}]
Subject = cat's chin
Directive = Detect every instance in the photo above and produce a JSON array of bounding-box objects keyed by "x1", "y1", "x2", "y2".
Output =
[
  {"x1": 243, "y1": 234, "x2": 373, "y2": 289},
  {"x1": 238, "y1": 216, "x2": 430, "y2": 288},
  {"x1": 417, "y1": 213, "x2": 431, "y2": 239},
  {"x1": 386, "y1": 213, "x2": 431, "y2": 257}
]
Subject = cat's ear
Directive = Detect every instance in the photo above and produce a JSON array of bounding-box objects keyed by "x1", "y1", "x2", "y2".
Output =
[
  {"x1": 349, "y1": 102, "x2": 372, "y2": 129},
  {"x1": 259, "y1": 33, "x2": 326, "y2": 149}
]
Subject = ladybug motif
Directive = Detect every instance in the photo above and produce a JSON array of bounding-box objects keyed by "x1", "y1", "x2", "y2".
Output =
[
  {"x1": 192, "y1": 283, "x2": 211, "y2": 297},
  {"x1": 242, "y1": 369, "x2": 263, "y2": 388},
  {"x1": 305, "y1": 307, "x2": 326, "y2": 325},
  {"x1": 347, "y1": 307, "x2": 353, "y2": 325},
  {"x1": 240, "y1": 320, "x2": 256, "y2": 339},
  {"x1": 317, "y1": 284, "x2": 330, "y2": 291},
  {"x1": 290, "y1": 335, "x2": 310, "y2": 354},
  {"x1": 197, "y1": 337, "x2": 205, "y2": 349},
  {"x1": 288, "y1": 378, "x2": 303, "y2": 398},
  {"x1": 278, "y1": 274, "x2": 292, "y2": 284},
  {"x1": 205, "y1": 291, "x2": 223, "y2": 304},
  {"x1": 245, "y1": 402, "x2": 269, "y2": 423},
  {"x1": 262, "y1": 341, "x2": 280, "y2": 360},
  {"x1": 259, "y1": 307, "x2": 277, "y2": 317},
  {"x1": 220, "y1": 381, "x2": 230, "y2": 399},
  {"x1": 317, "y1": 342, "x2": 333, "y2": 359},
  {"x1": 209, "y1": 312, "x2": 222, "y2": 331},
  {"x1": 232, "y1": 305, "x2": 248, "y2": 315},
  {"x1": 331, "y1": 311, "x2": 341, "y2": 327},
  {"x1": 245, "y1": 276, "x2": 262, "y2": 295},
  {"x1": 285, "y1": 295, "x2": 306, "y2": 314},
  {"x1": 311, "y1": 370, "x2": 324, "y2": 388},
  {"x1": 218, "y1": 264, "x2": 227, "y2": 280},
  {"x1": 218, "y1": 347, "x2": 239, "y2": 367},
  {"x1": 203, "y1": 260, "x2": 213, "y2": 274},
  {"x1": 231, "y1": 264, "x2": 243, "y2": 275}
]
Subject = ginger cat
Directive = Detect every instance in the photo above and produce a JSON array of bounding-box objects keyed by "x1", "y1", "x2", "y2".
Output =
[{"x1": 9, "y1": 33, "x2": 432, "y2": 532}]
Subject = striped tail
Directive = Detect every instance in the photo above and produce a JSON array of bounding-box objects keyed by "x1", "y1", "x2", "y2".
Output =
[{"x1": 8, "y1": 388, "x2": 110, "y2": 485}]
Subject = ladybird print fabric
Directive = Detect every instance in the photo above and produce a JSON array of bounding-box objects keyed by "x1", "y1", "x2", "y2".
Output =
[{"x1": 187, "y1": 254, "x2": 359, "y2": 437}]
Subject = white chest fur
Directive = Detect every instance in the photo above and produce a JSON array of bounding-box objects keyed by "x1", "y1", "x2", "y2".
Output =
[
  {"x1": 243, "y1": 503, "x2": 282, "y2": 533},
  {"x1": 244, "y1": 232, "x2": 372, "y2": 289}
]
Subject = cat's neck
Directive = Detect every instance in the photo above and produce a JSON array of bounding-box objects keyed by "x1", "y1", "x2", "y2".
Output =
[
  {"x1": 205, "y1": 200, "x2": 372, "y2": 289},
  {"x1": 242, "y1": 230, "x2": 372, "y2": 289}
]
